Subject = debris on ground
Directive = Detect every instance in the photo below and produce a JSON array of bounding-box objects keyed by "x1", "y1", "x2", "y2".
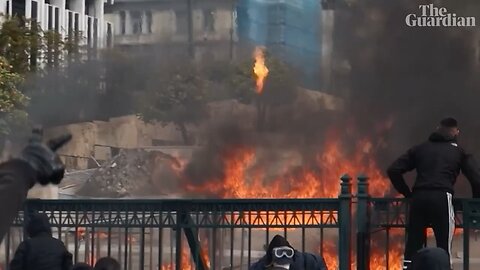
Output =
[{"x1": 77, "y1": 149, "x2": 182, "y2": 198}]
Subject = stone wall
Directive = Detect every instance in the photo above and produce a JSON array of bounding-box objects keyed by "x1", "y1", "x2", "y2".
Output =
[{"x1": 44, "y1": 115, "x2": 184, "y2": 170}]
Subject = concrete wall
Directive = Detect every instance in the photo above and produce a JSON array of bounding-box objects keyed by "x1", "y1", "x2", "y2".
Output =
[
  {"x1": 44, "y1": 115, "x2": 184, "y2": 170},
  {"x1": 106, "y1": 1, "x2": 237, "y2": 48}
]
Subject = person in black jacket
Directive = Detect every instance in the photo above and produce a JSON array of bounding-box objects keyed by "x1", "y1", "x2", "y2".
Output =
[
  {"x1": 387, "y1": 118, "x2": 480, "y2": 270},
  {"x1": 9, "y1": 212, "x2": 73, "y2": 270},
  {"x1": 411, "y1": 247, "x2": 451, "y2": 270},
  {"x1": 249, "y1": 235, "x2": 328, "y2": 270},
  {"x1": 0, "y1": 128, "x2": 71, "y2": 243},
  {"x1": 94, "y1": 257, "x2": 121, "y2": 270}
]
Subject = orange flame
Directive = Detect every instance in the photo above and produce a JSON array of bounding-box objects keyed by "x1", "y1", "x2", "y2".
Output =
[
  {"x1": 185, "y1": 130, "x2": 390, "y2": 198},
  {"x1": 183, "y1": 125, "x2": 403, "y2": 269},
  {"x1": 160, "y1": 246, "x2": 194, "y2": 270},
  {"x1": 253, "y1": 46, "x2": 269, "y2": 94}
]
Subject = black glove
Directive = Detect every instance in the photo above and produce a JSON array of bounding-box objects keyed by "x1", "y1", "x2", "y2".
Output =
[{"x1": 20, "y1": 127, "x2": 72, "y2": 185}]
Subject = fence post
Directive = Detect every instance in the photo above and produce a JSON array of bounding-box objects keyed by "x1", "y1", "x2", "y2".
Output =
[
  {"x1": 356, "y1": 174, "x2": 370, "y2": 270},
  {"x1": 339, "y1": 174, "x2": 352, "y2": 270},
  {"x1": 463, "y1": 200, "x2": 470, "y2": 270}
]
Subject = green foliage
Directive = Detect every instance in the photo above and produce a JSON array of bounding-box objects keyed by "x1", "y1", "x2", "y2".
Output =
[
  {"x1": 0, "y1": 15, "x2": 82, "y2": 132},
  {"x1": 0, "y1": 57, "x2": 29, "y2": 135},
  {"x1": 0, "y1": 17, "x2": 32, "y2": 74},
  {"x1": 44, "y1": 30, "x2": 64, "y2": 67},
  {"x1": 137, "y1": 61, "x2": 207, "y2": 144}
]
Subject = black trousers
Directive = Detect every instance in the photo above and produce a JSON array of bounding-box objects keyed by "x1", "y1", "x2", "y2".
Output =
[{"x1": 403, "y1": 190, "x2": 455, "y2": 269}]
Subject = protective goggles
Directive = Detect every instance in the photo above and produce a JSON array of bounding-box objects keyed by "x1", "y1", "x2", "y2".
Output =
[{"x1": 272, "y1": 246, "x2": 294, "y2": 259}]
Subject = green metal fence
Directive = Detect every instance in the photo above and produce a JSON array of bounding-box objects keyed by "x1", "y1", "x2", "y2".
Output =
[
  {"x1": 0, "y1": 175, "x2": 352, "y2": 270},
  {"x1": 2, "y1": 175, "x2": 479, "y2": 270},
  {"x1": 356, "y1": 175, "x2": 480, "y2": 270}
]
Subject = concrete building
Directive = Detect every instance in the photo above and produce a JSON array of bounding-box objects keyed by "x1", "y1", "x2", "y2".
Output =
[
  {"x1": 1, "y1": 0, "x2": 113, "y2": 48},
  {"x1": 104, "y1": 0, "x2": 237, "y2": 60}
]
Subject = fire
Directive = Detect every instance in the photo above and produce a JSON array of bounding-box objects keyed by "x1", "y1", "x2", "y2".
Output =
[
  {"x1": 160, "y1": 246, "x2": 193, "y2": 270},
  {"x1": 253, "y1": 46, "x2": 269, "y2": 94},
  {"x1": 183, "y1": 126, "x2": 401, "y2": 268},
  {"x1": 185, "y1": 130, "x2": 389, "y2": 198},
  {"x1": 322, "y1": 230, "x2": 404, "y2": 270},
  {"x1": 76, "y1": 227, "x2": 109, "y2": 240}
]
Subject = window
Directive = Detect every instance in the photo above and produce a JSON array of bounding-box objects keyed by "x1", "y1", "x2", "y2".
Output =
[
  {"x1": 87, "y1": 17, "x2": 92, "y2": 44},
  {"x1": 175, "y1": 10, "x2": 188, "y2": 34},
  {"x1": 130, "y1": 11, "x2": 142, "y2": 34},
  {"x1": 68, "y1": 11, "x2": 73, "y2": 35},
  {"x1": 119, "y1": 11, "x2": 126, "y2": 34},
  {"x1": 31, "y1": 1, "x2": 37, "y2": 20},
  {"x1": 74, "y1": 13, "x2": 79, "y2": 31},
  {"x1": 54, "y1": 7, "x2": 59, "y2": 30},
  {"x1": 107, "y1": 23, "x2": 113, "y2": 47},
  {"x1": 12, "y1": 0, "x2": 26, "y2": 17},
  {"x1": 145, "y1": 11, "x2": 153, "y2": 33},
  {"x1": 203, "y1": 9, "x2": 215, "y2": 32},
  {"x1": 48, "y1": 5, "x2": 53, "y2": 29}
]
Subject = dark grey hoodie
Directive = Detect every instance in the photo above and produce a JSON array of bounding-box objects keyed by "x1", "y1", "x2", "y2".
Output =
[
  {"x1": 10, "y1": 213, "x2": 72, "y2": 270},
  {"x1": 411, "y1": 248, "x2": 451, "y2": 270}
]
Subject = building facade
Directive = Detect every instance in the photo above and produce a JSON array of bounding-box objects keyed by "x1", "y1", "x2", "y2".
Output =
[
  {"x1": 1, "y1": 0, "x2": 113, "y2": 48},
  {"x1": 104, "y1": 0, "x2": 237, "y2": 60}
]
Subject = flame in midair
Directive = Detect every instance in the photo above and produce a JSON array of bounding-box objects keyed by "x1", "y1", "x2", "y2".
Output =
[{"x1": 253, "y1": 46, "x2": 269, "y2": 94}]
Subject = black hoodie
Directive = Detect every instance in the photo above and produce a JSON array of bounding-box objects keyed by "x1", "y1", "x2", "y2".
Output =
[
  {"x1": 411, "y1": 247, "x2": 451, "y2": 270},
  {"x1": 249, "y1": 235, "x2": 328, "y2": 270},
  {"x1": 10, "y1": 213, "x2": 72, "y2": 270},
  {"x1": 387, "y1": 131, "x2": 480, "y2": 197}
]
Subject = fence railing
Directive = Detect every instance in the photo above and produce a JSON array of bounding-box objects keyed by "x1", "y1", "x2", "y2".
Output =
[
  {"x1": 1, "y1": 175, "x2": 479, "y2": 270},
  {"x1": 1, "y1": 175, "x2": 352, "y2": 270},
  {"x1": 357, "y1": 176, "x2": 480, "y2": 270}
]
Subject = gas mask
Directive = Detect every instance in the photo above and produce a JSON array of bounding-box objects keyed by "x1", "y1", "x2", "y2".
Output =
[{"x1": 268, "y1": 246, "x2": 295, "y2": 270}]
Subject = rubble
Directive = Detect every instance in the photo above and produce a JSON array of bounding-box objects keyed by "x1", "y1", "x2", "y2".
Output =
[{"x1": 77, "y1": 149, "x2": 182, "y2": 198}]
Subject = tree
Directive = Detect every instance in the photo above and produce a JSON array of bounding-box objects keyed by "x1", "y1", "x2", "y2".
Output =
[
  {"x1": 0, "y1": 16, "x2": 33, "y2": 74},
  {"x1": 0, "y1": 57, "x2": 29, "y2": 137},
  {"x1": 136, "y1": 61, "x2": 208, "y2": 145}
]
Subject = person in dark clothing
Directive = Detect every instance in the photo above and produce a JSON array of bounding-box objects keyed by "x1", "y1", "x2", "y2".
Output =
[
  {"x1": 94, "y1": 257, "x2": 121, "y2": 270},
  {"x1": 249, "y1": 235, "x2": 328, "y2": 270},
  {"x1": 73, "y1": 263, "x2": 93, "y2": 270},
  {"x1": 387, "y1": 118, "x2": 480, "y2": 270},
  {"x1": 411, "y1": 247, "x2": 451, "y2": 270},
  {"x1": 0, "y1": 128, "x2": 71, "y2": 243},
  {"x1": 9, "y1": 212, "x2": 73, "y2": 270}
]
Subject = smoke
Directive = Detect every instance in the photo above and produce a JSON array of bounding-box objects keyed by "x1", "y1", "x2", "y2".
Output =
[
  {"x1": 334, "y1": 0, "x2": 480, "y2": 195},
  {"x1": 183, "y1": 0, "x2": 480, "y2": 197}
]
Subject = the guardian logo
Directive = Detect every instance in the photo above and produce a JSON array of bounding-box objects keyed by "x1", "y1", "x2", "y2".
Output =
[{"x1": 406, "y1": 4, "x2": 476, "y2": 27}]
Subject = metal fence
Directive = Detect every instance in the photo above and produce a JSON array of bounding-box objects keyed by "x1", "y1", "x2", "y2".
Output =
[
  {"x1": 357, "y1": 175, "x2": 480, "y2": 270},
  {"x1": 2, "y1": 175, "x2": 480, "y2": 270},
  {"x1": 0, "y1": 175, "x2": 352, "y2": 270}
]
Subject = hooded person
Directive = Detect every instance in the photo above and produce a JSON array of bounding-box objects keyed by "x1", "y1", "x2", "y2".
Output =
[
  {"x1": 9, "y1": 212, "x2": 73, "y2": 270},
  {"x1": 249, "y1": 235, "x2": 328, "y2": 270},
  {"x1": 387, "y1": 117, "x2": 480, "y2": 270},
  {"x1": 94, "y1": 257, "x2": 121, "y2": 270},
  {"x1": 411, "y1": 248, "x2": 451, "y2": 270}
]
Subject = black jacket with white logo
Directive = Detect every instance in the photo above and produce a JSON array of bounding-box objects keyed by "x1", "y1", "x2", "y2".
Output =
[{"x1": 387, "y1": 131, "x2": 480, "y2": 197}]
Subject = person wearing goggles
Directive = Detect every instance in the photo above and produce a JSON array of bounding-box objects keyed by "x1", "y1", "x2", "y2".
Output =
[{"x1": 249, "y1": 235, "x2": 328, "y2": 270}]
